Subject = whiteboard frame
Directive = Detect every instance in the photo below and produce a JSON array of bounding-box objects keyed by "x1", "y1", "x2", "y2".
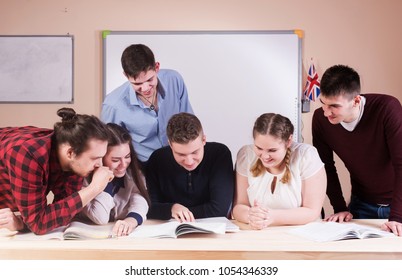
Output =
[
  {"x1": 102, "y1": 30, "x2": 302, "y2": 157},
  {"x1": 0, "y1": 35, "x2": 74, "y2": 104}
]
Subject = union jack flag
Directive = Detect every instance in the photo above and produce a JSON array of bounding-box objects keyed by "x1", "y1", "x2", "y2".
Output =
[{"x1": 303, "y1": 62, "x2": 320, "y2": 101}]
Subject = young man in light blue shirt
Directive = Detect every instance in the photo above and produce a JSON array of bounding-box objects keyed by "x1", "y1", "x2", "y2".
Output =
[{"x1": 101, "y1": 44, "x2": 193, "y2": 170}]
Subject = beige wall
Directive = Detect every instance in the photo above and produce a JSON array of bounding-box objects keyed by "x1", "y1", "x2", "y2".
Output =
[{"x1": 1, "y1": 0, "x2": 402, "y2": 215}]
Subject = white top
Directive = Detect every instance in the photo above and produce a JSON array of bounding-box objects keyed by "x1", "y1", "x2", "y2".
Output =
[
  {"x1": 80, "y1": 169, "x2": 149, "y2": 225},
  {"x1": 236, "y1": 142, "x2": 324, "y2": 209}
]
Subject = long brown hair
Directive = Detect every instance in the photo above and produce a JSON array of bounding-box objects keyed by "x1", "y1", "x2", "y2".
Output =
[
  {"x1": 106, "y1": 123, "x2": 150, "y2": 205},
  {"x1": 250, "y1": 113, "x2": 293, "y2": 184}
]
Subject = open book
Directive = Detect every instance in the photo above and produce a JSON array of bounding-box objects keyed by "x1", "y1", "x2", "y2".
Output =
[
  {"x1": 12, "y1": 221, "x2": 113, "y2": 241},
  {"x1": 289, "y1": 221, "x2": 394, "y2": 242},
  {"x1": 129, "y1": 217, "x2": 239, "y2": 239},
  {"x1": 0, "y1": 228, "x2": 18, "y2": 239}
]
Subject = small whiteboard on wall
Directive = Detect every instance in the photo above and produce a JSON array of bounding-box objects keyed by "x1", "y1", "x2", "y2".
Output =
[
  {"x1": 103, "y1": 31, "x2": 302, "y2": 159},
  {"x1": 0, "y1": 35, "x2": 73, "y2": 103}
]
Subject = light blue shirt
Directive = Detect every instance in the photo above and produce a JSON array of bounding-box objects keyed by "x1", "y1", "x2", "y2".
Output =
[{"x1": 101, "y1": 69, "x2": 193, "y2": 162}]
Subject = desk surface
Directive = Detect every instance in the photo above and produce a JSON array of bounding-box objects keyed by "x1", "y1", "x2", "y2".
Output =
[{"x1": 0, "y1": 219, "x2": 401, "y2": 260}]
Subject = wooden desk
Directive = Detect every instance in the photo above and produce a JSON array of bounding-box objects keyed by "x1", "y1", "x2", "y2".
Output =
[{"x1": 0, "y1": 219, "x2": 401, "y2": 260}]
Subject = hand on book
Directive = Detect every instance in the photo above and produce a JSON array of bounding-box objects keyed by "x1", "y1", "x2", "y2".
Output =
[
  {"x1": 171, "y1": 203, "x2": 195, "y2": 223},
  {"x1": 324, "y1": 211, "x2": 353, "y2": 223},
  {"x1": 381, "y1": 221, "x2": 402, "y2": 236},
  {"x1": 112, "y1": 218, "x2": 138, "y2": 237}
]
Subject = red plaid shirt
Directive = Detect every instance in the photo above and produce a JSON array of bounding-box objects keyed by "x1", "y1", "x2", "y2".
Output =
[{"x1": 0, "y1": 126, "x2": 83, "y2": 234}]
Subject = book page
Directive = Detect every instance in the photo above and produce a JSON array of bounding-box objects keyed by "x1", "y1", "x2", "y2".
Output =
[
  {"x1": 195, "y1": 217, "x2": 240, "y2": 232},
  {"x1": 12, "y1": 226, "x2": 66, "y2": 241},
  {"x1": 289, "y1": 222, "x2": 353, "y2": 242},
  {"x1": 0, "y1": 228, "x2": 18, "y2": 239},
  {"x1": 63, "y1": 221, "x2": 114, "y2": 240},
  {"x1": 175, "y1": 222, "x2": 226, "y2": 236},
  {"x1": 11, "y1": 222, "x2": 114, "y2": 240},
  {"x1": 354, "y1": 226, "x2": 393, "y2": 239},
  {"x1": 129, "y1": 220, "x2": 227, "y2": 238},
  {"x1": 290, "y1": 222, "x2": 393, "y2": 242},
  {"x1": 129, "y1": 222, "x2": 179, "y2": 238}
]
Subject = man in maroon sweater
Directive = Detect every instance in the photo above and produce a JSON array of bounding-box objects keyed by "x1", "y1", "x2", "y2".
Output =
[{"x1": 312, "y1": 65, "x2": 402, "y2": 236}]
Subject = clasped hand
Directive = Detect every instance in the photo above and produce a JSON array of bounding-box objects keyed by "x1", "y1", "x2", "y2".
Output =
[{"x1": 248, "y1": 201, "x2": 272, "y2": 230}]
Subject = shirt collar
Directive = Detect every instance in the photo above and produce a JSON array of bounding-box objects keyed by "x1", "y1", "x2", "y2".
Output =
[
  {"x1": 112, "y1": 176, "x2": 125, "y2": 188},
  {"x1": 48, "y1": 140, "x2": 81, "y2": 187},
  {"x1": 49, "y1": 142, "x2": 63, "y2": 175}
]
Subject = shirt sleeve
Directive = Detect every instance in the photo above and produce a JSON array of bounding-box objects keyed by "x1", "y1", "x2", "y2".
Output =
[
  {"x1": 127, "y1": 192, "x2": 149, "y2": 225},
  {"x1": 100, "y1": 102, "x2": 117, "y2": 124},
  {"x1": 188, "y1": 145, "x2": 235, "y2": 218},
  {"x1": 298, "y1": 144, "x2": 324, "y2": 180},
  {"x1": 80, "y1": 189, "x2": 114, "y2": 225},
  {"x1": 235, "y1": 145, "x2": 252, "y2": 177},
  {"x1": 6, "y1": 145, "x2": 83, "y2": 235},
  {"x1": 312, "y1": 110, "x2": 348, "y2": 213},
  {"x1": 175, "y1": 72, "x2": 194, "y2": 114},
  {"x1": 126, "y1": 175, "x2": 149, "y2": 223},
  {"x1": 145, "y1": 152, "x2": 175, "y2": 220},
  {"x1": 385, "y1": 98, "x2": 402, "y2": 222}
]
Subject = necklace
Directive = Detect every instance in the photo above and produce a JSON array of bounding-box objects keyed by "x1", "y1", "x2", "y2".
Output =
[{"x1": 140, "y1": 91, "x2": 157, "y2": 111}]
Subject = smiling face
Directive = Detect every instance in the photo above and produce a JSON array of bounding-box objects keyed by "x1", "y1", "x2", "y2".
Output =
[
  {"x1": 253, "y1": 133, "x2": 291, "y2": 174},
  {"x1": 170, "y1": 135, "x2": 206, "y2": 171},
  {"x1": 319, "y1": 94, "x2": 361, "y2": 124},
  {"x1": 126, "y1": 62, "x2": 160, "y2": 99},
  {"x1": 102, "y1": 143, "x2": 131, "y2": 178}
]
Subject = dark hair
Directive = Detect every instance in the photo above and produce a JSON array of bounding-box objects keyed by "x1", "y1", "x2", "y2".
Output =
[
  {"x1": 320, "y1": 65, "x2": 361, "y2": 100},
  {"x1": 251, "y1": 113, "x2": 293, "y2": 183},
  {"x1": 167, "y1": 113, "x2": 203, "y2": 144},
  {"x1": 106, "y1": 123, "x2": 150, "y2": 205},
  {"x1": 53, "y1": 108, "x2": 109, "y2": 156},
  {"x1": 121, "y1": 44, "x2": 156, "y2": 79}
]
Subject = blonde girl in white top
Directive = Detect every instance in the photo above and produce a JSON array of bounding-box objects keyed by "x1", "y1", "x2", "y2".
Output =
[
  {"x1": 232, "y1": 113, "x2": 326, "y2": 230},
  {"x1": 81, "y1": 123, "x2": 150, "y2": 236}
]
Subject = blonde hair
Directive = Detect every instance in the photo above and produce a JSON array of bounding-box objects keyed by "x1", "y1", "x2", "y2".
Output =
[{"x1": 250, "y1": 113, "x2": 293, "y2": 184}]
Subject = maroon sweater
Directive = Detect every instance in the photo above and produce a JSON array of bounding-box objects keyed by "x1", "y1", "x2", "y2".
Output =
[{"x1": 312, "y1": 94, "x2": 402, "y2": 222}]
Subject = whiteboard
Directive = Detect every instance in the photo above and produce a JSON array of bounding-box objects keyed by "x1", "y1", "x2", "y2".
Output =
[
  {"x1": 103, "y1": 31, "x2": 302, "y2": 160},
  {"x1": 0, "y1": 35, "x2": 73, "y2": 103}
]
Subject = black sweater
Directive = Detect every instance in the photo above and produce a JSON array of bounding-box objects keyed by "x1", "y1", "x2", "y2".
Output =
[{"x1": 146, "y1": 142, "x2": 234, "y2": 220}]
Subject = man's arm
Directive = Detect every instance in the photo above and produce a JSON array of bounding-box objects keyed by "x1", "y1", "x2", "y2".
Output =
[
  {"x1": 312, "y1": 110, "x2": 348, "y2": 214},
  {"x1": 7, "y1": 147, "x2": 83, "y2": 234},
  {"x1": 100, "y1": 103, "x2": 117, "y2": 124},
  {"x1": 174, "y1": 71, "x2": 194, "y2": 114},
  {"x1": 145, "y1": 151, "x2": 175, "y2": 220},
  {"x1": 384, "y1": 97, "x2": 402, "y2": 223},
  {"x1": 6, "y1": 146, "x2": 112, "y2": 235},
  {"x1": 188, "y1": 144, "x2": 234, "y2": 218}
]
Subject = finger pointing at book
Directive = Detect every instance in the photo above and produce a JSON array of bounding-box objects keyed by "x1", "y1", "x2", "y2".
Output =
[
  {"x1": 381, "y1": 221, "x2": 402, "y2": 237},
  {"x1": 171, "y1": 203, "x2": 195, "y2": 223}
]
